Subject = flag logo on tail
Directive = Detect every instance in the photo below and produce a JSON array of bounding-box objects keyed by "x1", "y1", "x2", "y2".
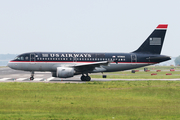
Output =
[{"x1": 149, "y1": 38, "x2": 161, "y2": 45}]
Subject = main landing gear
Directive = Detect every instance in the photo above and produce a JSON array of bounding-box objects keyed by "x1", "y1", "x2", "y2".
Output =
[
  {"x1": 81, "y1": 74, "x2": 91, "y2": 81},
  {"x1": 30, "y1": 71, "x2": 34, "y2": 80}
]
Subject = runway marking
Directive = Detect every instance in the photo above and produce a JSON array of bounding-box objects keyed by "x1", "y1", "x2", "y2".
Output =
[
  {"x1": 0, "y1": 78, "x2": 11, "y2": 81},
  {"x1": 46, "y1": 77, "x2": 55, "y2": 81},
  {"x1": 10, "y1": 74, "x2": 20, "y2": 76},
  {"x1": 0, "y1": 77, "x2": 56, "y2": 82},
  {"x1": 33, "y1": 78, "x2": 43, "y2": 81},
  {"x1": 16, "y1": 78, "x2": 27, "y2": 81},
  {"x1": 36, "y1": 72, "x2": 51, "y2": 74},
  {"x1": 36, "y1": 75, "x2": 44, "y2": 77}
]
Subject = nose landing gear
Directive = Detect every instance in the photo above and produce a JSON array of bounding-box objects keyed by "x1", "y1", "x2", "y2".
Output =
[{"x1": 30, "y1": 71, "x2": 34, "y2": 80}]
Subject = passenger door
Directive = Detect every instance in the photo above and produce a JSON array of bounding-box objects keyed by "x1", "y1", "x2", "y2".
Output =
[
  {"x1": 30, "y1": 54, "x2": 36, "y2": 64},
  {"x1": 131, "y1": 54, "x2": 137, "y2": 65}
]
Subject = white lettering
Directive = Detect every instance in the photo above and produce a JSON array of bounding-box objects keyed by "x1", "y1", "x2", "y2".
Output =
[
  {"x1": 56, "y1": 54, "x2": 59, "y2": 57},
  {"x1": 74, "y1": 54, "x2": 79, "y2": 57},
  {"x1": 49, "y1": 53, "x2": 92, "y2": 58},
  {"x1": 61, "y1": 54, "x2": 65, "y2": 57},
  {"x1": 69, "y1": 54, "x2": 73, "y2": 57},
  {"x1": 84, "y1": 54, "x2": 87, "y2": 57},
  {"x1": 50, "y1": 54, "x2": 55, "y2": 57},
  {"x1": 79, "y1": 54, "x2": 84, "y2": 57},
  {"x1": 88, "y1": 54, "x2": 91, "y2": 57}
]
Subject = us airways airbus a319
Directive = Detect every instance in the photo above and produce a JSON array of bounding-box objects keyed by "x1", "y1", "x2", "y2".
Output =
[{"x1": 8, "y1": 24, "x2": 171, "y2": 81}]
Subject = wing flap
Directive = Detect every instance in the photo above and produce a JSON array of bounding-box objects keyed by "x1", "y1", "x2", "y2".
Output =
[{"x1": 73, "y1": 61, "x2": 111, "y2": 72}]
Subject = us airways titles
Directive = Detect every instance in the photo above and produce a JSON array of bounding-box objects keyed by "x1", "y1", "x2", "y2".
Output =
[{"x1": 42, "y1": 53, "x2": 91, "y2": 58}]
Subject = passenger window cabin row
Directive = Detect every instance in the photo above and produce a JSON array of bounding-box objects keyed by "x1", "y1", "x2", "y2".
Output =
[
  {"x1": 15, "y1": 56, "x2": 126, "y2": 61},
  {"x1": 36, "y1": 57, "x2": 126, "y2": 61}
]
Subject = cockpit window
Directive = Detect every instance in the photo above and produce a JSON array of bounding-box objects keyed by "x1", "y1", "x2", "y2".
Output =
[
  {"x1": 15, "y1": 57, "x2": 21, "y2": 60},
  {"x1": 21, "y1": 57, "x2": 24, "y2": 60},
  {"x1": 14, "y1": 56, "x2": 25, "y2": 60}
]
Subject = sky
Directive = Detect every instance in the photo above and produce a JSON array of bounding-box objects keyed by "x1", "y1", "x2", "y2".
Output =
[{"x1": 0, "y1": 0, "x2": 180, "y2": 57}]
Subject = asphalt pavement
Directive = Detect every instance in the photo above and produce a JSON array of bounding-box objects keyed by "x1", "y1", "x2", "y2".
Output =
[{"x1": 0, "y1": 67, "x2": 180, "y2": 83}]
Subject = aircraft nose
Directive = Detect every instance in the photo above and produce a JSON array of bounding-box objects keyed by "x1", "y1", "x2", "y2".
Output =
[{"x1": 7, "y1": 61, "x2": 13, "y2": 68}]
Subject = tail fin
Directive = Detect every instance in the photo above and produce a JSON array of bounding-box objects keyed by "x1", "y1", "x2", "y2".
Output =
[{"x1": 132, "y1": 24, "x2": 168, "y2": 54}]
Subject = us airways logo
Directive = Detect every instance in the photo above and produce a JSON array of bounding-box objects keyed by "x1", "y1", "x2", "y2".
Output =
[{"x1": 42, "y1": 53, "x2": 91, "y2": 58}]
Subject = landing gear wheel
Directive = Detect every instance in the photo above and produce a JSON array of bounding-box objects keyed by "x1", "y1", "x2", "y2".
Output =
[
  {"x1": 81, "y1": 76, "x2": 86, "y2": 81},
  {"x1": 85, "y1": 76, "x2": 91, "y2": 81},
  {"x1": 30, "y1": 77, "x2": 34, "y2": 80},
  {"x1": 30, "y1": 71, "x2": 34, "y2": 80},
  {"x1": 81, "y1": 75, "x2": 91, "y2": 81}
]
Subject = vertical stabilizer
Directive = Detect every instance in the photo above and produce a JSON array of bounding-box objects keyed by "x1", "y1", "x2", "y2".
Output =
[{"x1": 133, "y1": 24, "x2": 168, "y2": 54}]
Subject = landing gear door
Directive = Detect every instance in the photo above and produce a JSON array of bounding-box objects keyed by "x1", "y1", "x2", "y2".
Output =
[
  {"x1": 131, "y1": 54, "x2": 137, "y2": 65},
  {"x1": 30, "y1": 54, "x2": 36, "y2": 64}
]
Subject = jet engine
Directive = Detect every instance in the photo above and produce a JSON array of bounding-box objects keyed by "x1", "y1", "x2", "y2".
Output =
[{"x1": 52, "y1": 67, "x2": 75, "y2": 78}]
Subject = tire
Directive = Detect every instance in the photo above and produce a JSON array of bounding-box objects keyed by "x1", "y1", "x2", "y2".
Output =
[
  {"x1": 81, "y1": 76, "x2": 91, "y2": 81},
  {"x1": 85, "y1": 76, "x2": 91, "y2": 81},
  {"x1": 30, "y1": 77, "x2": 34, "y2": 80},
  {"x1": 81, "y1": 76, "x2": 85, "y2": 81},
  {"x1": 102, "y1": 75, "x2": 107, "y2": 78}
]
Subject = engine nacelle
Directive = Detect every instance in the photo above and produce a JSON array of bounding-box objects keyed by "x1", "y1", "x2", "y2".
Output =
[{"x1": 52, "y1": 67, "x2": 75, "y2": 78}]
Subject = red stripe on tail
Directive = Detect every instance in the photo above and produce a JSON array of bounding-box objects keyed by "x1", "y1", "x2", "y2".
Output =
[{"x1": 156, "y1": 24, "x2": 168, "y2": 29}]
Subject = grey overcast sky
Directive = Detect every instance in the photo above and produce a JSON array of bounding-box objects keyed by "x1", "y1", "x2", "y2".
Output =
[{"x1": 0, "y1": 0, "x2": 180, "y2": 57}]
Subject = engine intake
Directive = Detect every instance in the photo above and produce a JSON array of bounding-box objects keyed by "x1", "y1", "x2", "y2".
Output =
[{"x1": 52, "y1": 67, "x2": 75, "y2": 78}]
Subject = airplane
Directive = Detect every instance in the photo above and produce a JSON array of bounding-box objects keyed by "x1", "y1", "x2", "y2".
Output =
[{"x1": 8, "y1": 24, "x2": 171, "y2": 81}]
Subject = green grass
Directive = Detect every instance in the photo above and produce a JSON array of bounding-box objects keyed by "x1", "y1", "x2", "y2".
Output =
[
  {"x1": 143, "y1": 66, "x2": 179, "y2": 70},
  {"x1": 90, "y1": 71, "x2": 180, "y2": 79},
  {"x1": 0, "y1": 81, "x2": 180, "y2": 119},
  {"x1": 90, "y1": 66, "x2": 180, "y2": 79},
  {"x1": 0, "y1": 66, "x2": 7, "y2": 68}
]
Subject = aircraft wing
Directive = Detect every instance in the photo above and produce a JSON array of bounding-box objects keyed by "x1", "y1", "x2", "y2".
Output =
[{"x1": 73, "y1": 61, "x2": 111, "y2": 72}]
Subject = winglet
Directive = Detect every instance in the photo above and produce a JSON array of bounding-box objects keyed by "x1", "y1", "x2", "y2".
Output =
[{"x1": 156, "y1": 24, "x2": 168, "y2": 29}]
